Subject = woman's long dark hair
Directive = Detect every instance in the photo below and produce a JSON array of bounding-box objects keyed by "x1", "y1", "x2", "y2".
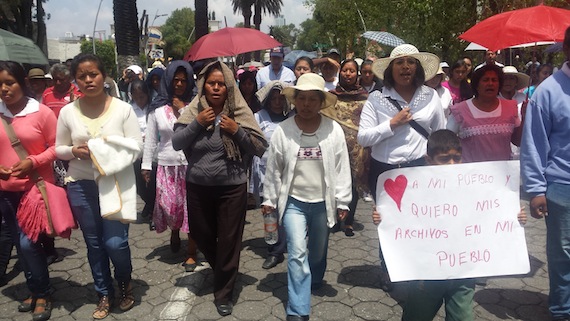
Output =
[
  {"x1": 450, "y1": 59, "x2": 473, "y2": 101},
  {"x1": 0, "y1": 61, "x2": 33, "y2": 98}
]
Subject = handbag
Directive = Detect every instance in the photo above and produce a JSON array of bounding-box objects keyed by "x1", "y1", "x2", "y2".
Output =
[{"x1": 0, "y1": 116, "x2": 76, "y2": 242}]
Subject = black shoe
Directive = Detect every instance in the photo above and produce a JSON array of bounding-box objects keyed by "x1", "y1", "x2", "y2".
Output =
[
  {"x1": 330, "y1": 223, "x2": 341, "y2": 232},
  {"x1": 149, "y1": 221, "x2": 156, "y2": 231},
  {"x1": 215, "y1": 301, "x2": 233, "y2": 316},
  {"x1": 344, "y1": 227, "x2": 354, "y2": 237},
  {"x1": 262, "y1": 255, "x2": 284, "y2": 269},
  {"x1": 286, "y1": 315, "x2": 309, "y2": 321},
  {"x1": 18, "y1": 296, "x2": 36, "y2": 312}
]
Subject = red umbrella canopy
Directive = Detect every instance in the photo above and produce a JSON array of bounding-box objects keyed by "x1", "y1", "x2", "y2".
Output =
[
  {"x1": 459, "y1": 4, "x2": 570, "y2": 51},
  {"x1": 184, "y1": 27, "x2": 282, "y2": 61}
]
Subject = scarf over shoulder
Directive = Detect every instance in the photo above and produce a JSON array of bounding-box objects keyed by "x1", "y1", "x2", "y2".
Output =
[{"x1": 177, "y1": 61, "x2": 266, "y2": 161}]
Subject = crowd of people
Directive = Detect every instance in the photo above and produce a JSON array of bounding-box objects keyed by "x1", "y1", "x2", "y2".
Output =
[{"x1": 0, "y1": 25, "x2": 569, "y2": 321}]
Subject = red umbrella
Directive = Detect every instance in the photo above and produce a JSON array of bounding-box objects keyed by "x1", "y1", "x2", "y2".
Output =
[
  {"x1": 184, "y1": 27, "x2": 282, "y2": 61},
  {"x1": 459, "y1": 4, "x2": 570, "y2": 51}
]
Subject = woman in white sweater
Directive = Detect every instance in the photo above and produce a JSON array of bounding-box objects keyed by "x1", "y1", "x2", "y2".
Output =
[
  {"x1": 261, "y1": 73, "x2": 352, "y2": 321},
  {"x1": 55, "y1": 54, "x2": 142, "y2": 320}
]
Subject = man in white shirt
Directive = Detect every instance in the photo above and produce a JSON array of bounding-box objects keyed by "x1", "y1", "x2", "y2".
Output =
[
  {"x1": 474, "y1": 50, "x2": 505, "y2": 70},
  {"x1": 256, "y1": 47, "x2": 296, "y2": 89}
]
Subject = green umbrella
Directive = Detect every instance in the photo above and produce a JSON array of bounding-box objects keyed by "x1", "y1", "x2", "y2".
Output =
[{"x1": 0, "y1": 29, "x2": 48, "y2": 65}]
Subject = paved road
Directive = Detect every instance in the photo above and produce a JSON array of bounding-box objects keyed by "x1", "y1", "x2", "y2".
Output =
[{"x1": 0, "y1": 196, "x2": 550, "y2": 321}]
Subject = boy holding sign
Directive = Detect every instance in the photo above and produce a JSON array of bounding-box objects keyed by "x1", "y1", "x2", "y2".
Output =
[{"x1": 373, "y1": 129, "x2": 526, "y2": 321}]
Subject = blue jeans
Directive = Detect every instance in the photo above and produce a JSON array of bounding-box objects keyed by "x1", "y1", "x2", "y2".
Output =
[
  {"x1": 283, "y1": 196, "x2": 329, "y2": 316},
  {"x1": 0, "y1": 191, "x2": 51, "y2": 297},
  {"x1": 545, "y1": 182, "x2": 570, "y2": 318},
  {"x1": 67, "y1": 180, "x2": 132, "y2": 298}
]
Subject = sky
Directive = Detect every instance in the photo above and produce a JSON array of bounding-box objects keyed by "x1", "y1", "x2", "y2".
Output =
[{"x1": 44, "y1": 0, "x2": 313, "y2": 39}]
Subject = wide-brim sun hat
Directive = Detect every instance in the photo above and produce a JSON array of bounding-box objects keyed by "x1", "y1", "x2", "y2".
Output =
[
  {"x1": 372, "y1": 44, "x2": 440, "y2": 81},
  {"x1": 502, "y1": 66, "x2": 530, "y2": 90},
  {"x1": 282, "y1": 73, "x2": 337, "y2": 110}
]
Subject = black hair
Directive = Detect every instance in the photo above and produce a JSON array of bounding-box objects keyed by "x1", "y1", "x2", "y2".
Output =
[
  {"x1": 427, "y1": 129, "x2": 462, "y2": 158},
  {"x1": 564, "y1": 26, "x2": 570, "y2": 48},
  {"x1": 340, "y1": 59, "x2": 359, "y2": 73},
  {"x1": 0, "y1": 60, "x2": 33, "y2": 98},
  {"x1": 294, "y1": 56, "x2": 314, "y2": 71},
  {"x1": 70, "y1": 53, "x2": 107, "y2": 79},
  {"x1": 383, "y1": 58, "x2": 426, "y2": 89},
  {"x1": 450, "y1": 59, "x2": 473, "y2": 101},
  {"x1": 361, "y1": 59, "x2": 374, "y2": 69},
  {"x1": 238, "y1": 70, "x2": 258, "y2": 93},
  {"x1": 129, "y1": 79, "x2": 150, "y2": 98},
  {"x1": 470, "y1": 64, "x2": 504, "y2": 97}
]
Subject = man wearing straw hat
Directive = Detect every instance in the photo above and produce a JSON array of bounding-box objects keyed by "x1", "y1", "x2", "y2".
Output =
[{"x1": 521, "y1": 26, "x2": 570, "y2": 321}]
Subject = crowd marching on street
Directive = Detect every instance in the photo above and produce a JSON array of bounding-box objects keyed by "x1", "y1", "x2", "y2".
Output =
[{"x1": 0, "y1": 20, "x2": 570, "y2": 321}]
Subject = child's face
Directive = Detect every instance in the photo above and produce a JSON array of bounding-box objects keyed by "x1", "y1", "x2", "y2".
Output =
[{"x1": 428, "y1": 149, "x2": 462, "y2": 165}]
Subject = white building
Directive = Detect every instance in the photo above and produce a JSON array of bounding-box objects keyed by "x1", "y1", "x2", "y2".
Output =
[{"x1": 47, "y1": 32, "x2": 82, "y2": 63}]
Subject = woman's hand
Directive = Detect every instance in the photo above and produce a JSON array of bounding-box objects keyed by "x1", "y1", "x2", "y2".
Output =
[
  {"x1": 372, "y1": 207, "x2": 382, "y2": 225},
  {"x1": 390, "y1": 107, "x2": 413, "y2": 130},
  {"x1": 72, "y1": 144, "x2": 90, "y2": 160},
  {"x1": 141, "y1": 170, "x2": 151, "y2": 184},
  {"x1": 337, "y1": 208, "x2": 348, "y2": 222},
  {"x1": 220, "y1": 114, "x2": 239, "y2": 135},
  {"x1": 0, "y1": 165, "x2": 13, "y2": 180},
  {"x1": 10, "y1": 159, "x2": 33, "y2": 178},
  {"x1": 196, "y1": 107, "x2": 216, "y2": 127},
  {"x1": 261, "y1": 205, "x2": 275, "y2": 215},
  {"x1": 172, "y1": 97, "x2": 186, "y2": 112}
]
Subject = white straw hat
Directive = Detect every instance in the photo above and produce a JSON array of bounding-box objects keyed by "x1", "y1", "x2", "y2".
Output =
[
  {"x1": 282, "y1": 73, "x2": 337, "y2": 110},
  {"x1": 372, "y1": 44, "x2": 440, "y2": 81},
  {"x1": 502, "y1": 66, "x2": 530, "y2": 90}
]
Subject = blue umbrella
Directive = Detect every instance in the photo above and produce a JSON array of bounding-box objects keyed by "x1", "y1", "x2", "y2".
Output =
[
  {"x1": 545, "y1": 42, "x2": 563, "y2": 53},
  {"x1": 283, "y1": 50, "x2": 317, "y2": 69},
  {"x1": 362, "y1": 31, "x2": 405, "y2": 48}
]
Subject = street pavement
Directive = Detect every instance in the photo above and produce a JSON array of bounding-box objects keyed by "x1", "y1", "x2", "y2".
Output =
[{"x1": 0, "y1": 195, "x2": 550, "y2": 321}]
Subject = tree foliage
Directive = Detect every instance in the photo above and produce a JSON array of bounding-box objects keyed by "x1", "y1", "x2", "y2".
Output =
[
  {"x1": 302, "y1": 0, "x2": 570, "y2": 63},
  {"x1": 0, "y1": 0, "x2": 49, "y2": 53},
  {"x1": 270, "y1": 23, "x2": 299, "y2": 48},
  {"x1": 80, "y1": 39, "x2": 118, "y2": 78},
  {"x1": 161, "y1": 7, "x2": 195, "y2": 60}
]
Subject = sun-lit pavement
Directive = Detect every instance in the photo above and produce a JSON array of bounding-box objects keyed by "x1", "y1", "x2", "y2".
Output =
[{"x1": 0, "y1": 195, "x2": 549, "y2": 320}]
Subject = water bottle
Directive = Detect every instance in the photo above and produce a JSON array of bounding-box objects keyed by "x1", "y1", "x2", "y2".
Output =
[{"x1": 263, "y1": 210, "x2": 278, "y2": 245}]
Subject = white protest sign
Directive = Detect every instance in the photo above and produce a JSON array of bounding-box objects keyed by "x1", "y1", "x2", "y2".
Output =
[{"x1": 376, "y1": 160, "x2": 529, "y2": 282}]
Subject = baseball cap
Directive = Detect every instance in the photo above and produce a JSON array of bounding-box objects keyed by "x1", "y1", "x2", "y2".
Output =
[
  {"x1": 270, "y1": 47, "x2": 284, "y2": 58},
  {"x1": 28, "y1": 68, "x2": 47, "y2": 79},
  {"x1": 327, "y1": 48, "x2": 340, "y2": 56}
]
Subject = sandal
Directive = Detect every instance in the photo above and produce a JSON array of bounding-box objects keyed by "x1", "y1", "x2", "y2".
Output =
[
  {"x1": 118, "y1": 281, "x2": 135, "y2": 312},
  {"x1": 32, "y1": 297, "x2": 52, "y2": 321},
  {"x1": 18, "y1": 296, "x2": 36, "y2": 312},
  {"x1": 92, "y1": 295, "x2": 112, "y2": 320}
]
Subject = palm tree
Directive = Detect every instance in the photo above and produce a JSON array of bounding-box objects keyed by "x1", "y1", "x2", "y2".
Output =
[
  {"x1": 253, "y1": 0, "x2": 282, "y2": 60},
  {"x1": 231, "y1": 0, "x2": 255, "y2": 29},
  {"x1": 113, "y1": 0, "x2": 140, "y2": 72},
  {"x1": 253, "y1": 0, "x2": 282, "y2": 31},
  {"x1": 195, "y1": 0, "x2": 208, "y2": 41}
]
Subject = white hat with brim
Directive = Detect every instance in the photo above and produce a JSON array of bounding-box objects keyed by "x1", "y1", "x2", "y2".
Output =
[
  {"x1": 372, "y1": 44, "x2": 440, "y2": 81},
  {"x1": 502, "y1": 66, "x2": 530, "y2": 90},
  {"x1": 282, "y1": 73, "x2": 337, "y2": 110}
]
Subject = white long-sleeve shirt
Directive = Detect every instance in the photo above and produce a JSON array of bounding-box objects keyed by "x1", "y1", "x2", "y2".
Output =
[
  {"x1": 142, "y1": 106, "x2": 187, "y2": 170},
  {"x1": 357, "y1": 86, "x2": 445, "y2": 164}
]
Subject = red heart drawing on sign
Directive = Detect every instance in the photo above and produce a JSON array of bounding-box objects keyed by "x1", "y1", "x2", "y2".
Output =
[{"x1": 384, "y1": 175, "x2": 408, "y2": 211}]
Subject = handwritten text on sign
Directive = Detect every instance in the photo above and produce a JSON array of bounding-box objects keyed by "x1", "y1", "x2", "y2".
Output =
[{"x1": 376, "y1": 161, "x2": 529, "y2": 282}]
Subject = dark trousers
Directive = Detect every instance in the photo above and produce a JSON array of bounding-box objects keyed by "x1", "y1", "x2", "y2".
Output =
[
  {"x1": 0, "y1": 217, "x2": 14, "y2": 277},
  {"x1": 133, "y1": 159, "x2": 157, "y2": 218},
  {"x1": 267, "y1": 222, "x2": 287, "y2": 257},
  {"x1": 344, "y1": 184, "x2": 359, "y2": 226},
  {"x1": 186, "y1": 182, "x2": 247, "y2": 304}
]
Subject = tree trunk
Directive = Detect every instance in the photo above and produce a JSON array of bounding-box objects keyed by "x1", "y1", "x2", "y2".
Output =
[
  {"x1": 253, "y1": 3, "x2": 261, "y2": 61},
  {"x1": 36, "y1": 0, "x2": 47, "y2": 57},
  {"x1": 113, "y1": 0, "x2": 140, "y2": 73},
  {"x1": 195, "y1": 0, "x2": 208, "y2": 41}
]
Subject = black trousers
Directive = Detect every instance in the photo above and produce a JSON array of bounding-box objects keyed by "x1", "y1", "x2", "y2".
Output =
[{"x1": 186, "y1": 182, "x2": 247, "y2": 304}]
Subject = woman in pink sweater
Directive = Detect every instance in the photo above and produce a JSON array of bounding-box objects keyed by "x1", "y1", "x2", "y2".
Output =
[{"x1": 0, "y1": 61, "x2": 57, "y2": 321}]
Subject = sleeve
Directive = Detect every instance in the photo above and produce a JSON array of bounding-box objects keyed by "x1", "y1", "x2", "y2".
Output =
[
  {"x1": 357, "y1": 98, "x2": 394, "y2": 147},
  {"x1": 334, "y1": 125, "x2": 352, "y2": 209},
  {"x1": 430, "y1": 96, "x2": 446, "y2": 132},
  {"x1": 521, "y1": 97, "x2": 550, "y2": 196},
  {"x1": 233, "y1": 127, "x2": 268, "y2": 158},
  {"x1": 55, "y1": 107, "x2": 76, "y2": 160},
  {"x1": 172, "y1": 120, "x2": 204, "y2": 151},
  {"x1": 142, "y1": 110, "x2": 158, "y2": 170},
  {"x1": 27, "y1": 109, "x2": 57, "y2": 168},
  {"x1": 261, "y1": 127, "x2": 285, "y2": 208}
]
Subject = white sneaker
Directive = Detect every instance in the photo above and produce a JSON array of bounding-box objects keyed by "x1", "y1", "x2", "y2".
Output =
[{"x1": 363, "y1": 193, "x2": 373, "y2": 202}]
